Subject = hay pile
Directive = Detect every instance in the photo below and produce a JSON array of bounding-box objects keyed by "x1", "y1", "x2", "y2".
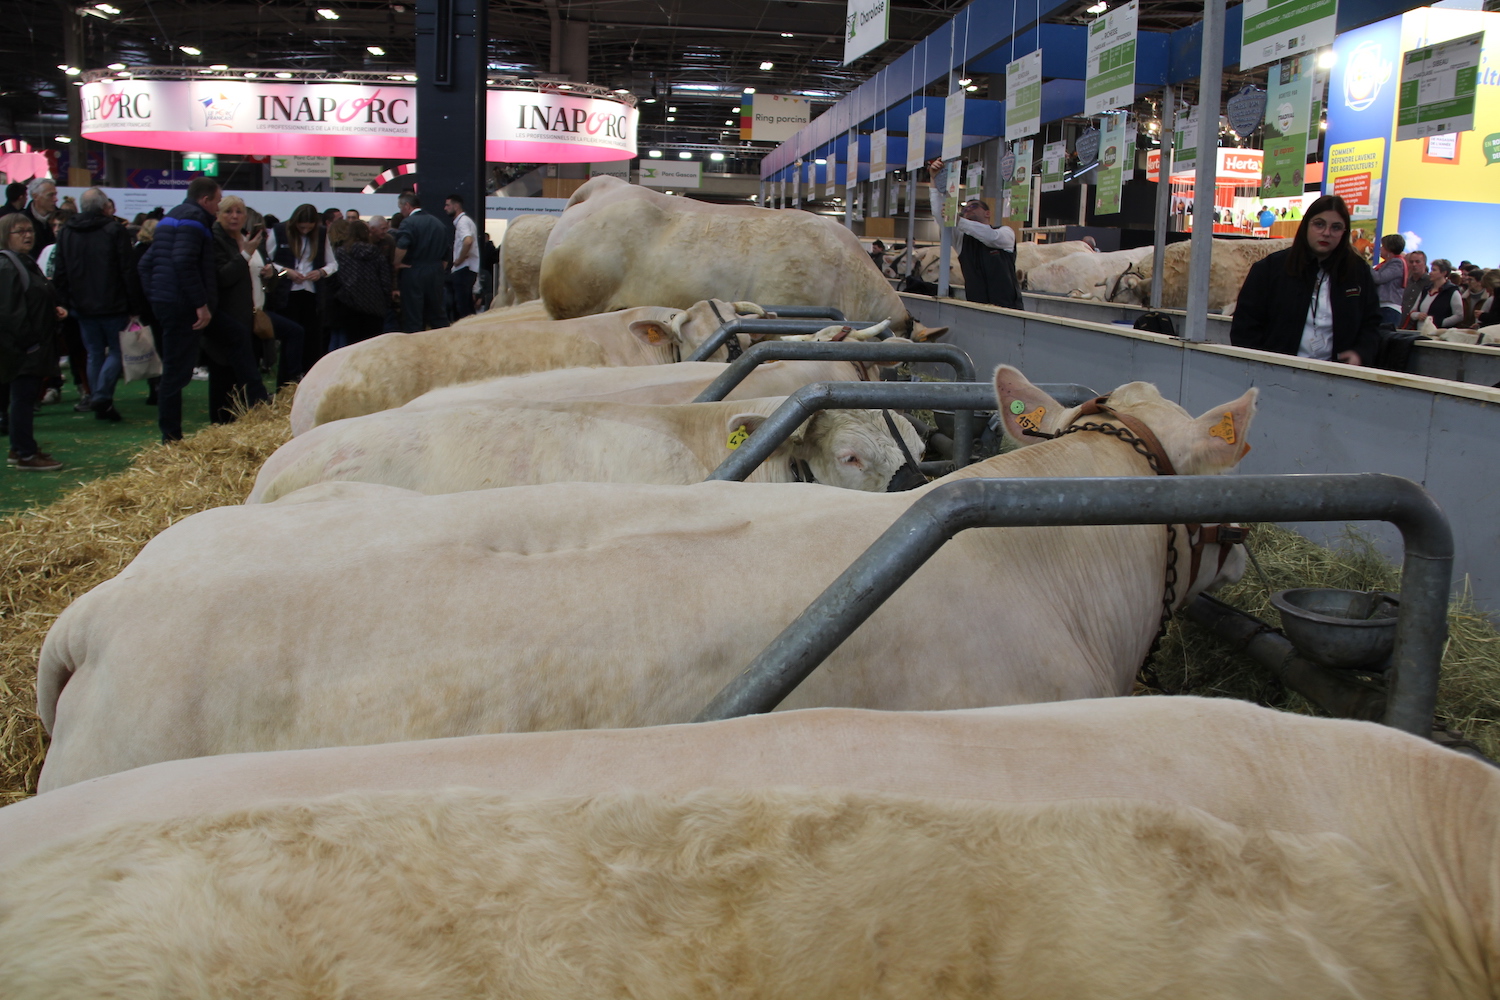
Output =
[
  {"x1": 1151, "y1": 523, "x2": 1500, "y2": 758},
  {"x1": 0, "y1": 391, "x2": 292, "y2": 804}
]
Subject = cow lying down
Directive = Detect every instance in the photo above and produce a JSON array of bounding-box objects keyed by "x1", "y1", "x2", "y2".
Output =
[
  {"x1": 3, "y1": 698, "x2": 1494, "y2": 999},
  {"x1": 246, "y1": 396, "x2": 927, "y2": 502},
  {"x1": 38, "y1": 367, "x2": 1255, "y2": 789},
  {"x1": 289, "y1": 299, "x2": 765, "y2": 436}
]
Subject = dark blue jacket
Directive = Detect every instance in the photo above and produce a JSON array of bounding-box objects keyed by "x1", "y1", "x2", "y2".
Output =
[{"x1": 139, "y1": 197, "x2": 217, "y2": 311}]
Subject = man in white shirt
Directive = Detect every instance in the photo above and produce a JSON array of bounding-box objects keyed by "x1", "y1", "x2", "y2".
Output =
[
  {"x1": 954, "y1": 200, "x2": 1023, "y2": 309},
  {"x1": 445, "y1": 194, "x2": 479, "y2": 321}
]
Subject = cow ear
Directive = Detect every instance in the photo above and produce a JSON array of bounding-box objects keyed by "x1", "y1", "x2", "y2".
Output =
[
  {"x1": 1187, "y1": 388, "x2": 1259, "y2": 471},
  {"x1": 629, "y1": 320, "x2": 676, "y2": 347},
  {"x1": 727, "y1": 412, "x2": 802, "y2": 451},
  {"x1": 912, "y1": 324, "x2": 949, "y2": 342},
  {"x1": 993, "y1": 365, "x2": 1063, "y2": 445}
]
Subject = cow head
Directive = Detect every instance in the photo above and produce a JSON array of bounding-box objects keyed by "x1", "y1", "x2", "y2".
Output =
[
  {"x1": 992, "y1": 365, "x2": 1258, "y2": 477},
  {"x1": 629, "y1": 300, "x2": 768, "y2": 361},
  {"x1": 725, "y1": 408, "x2": 927, "y2": 492}
]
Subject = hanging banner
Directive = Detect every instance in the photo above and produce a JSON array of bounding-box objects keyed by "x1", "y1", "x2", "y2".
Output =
[
  {"x1": 1085, "y1": 0, "x2": 1139, "y2": 116},
  {"x1": 1009, "y1": 140, "x2": 1033, "y2": 224},
  {"x1": 844, "y1": 0, "x2": 890, "y2": 64},
  {"x1": 747, "y1": 94, "x2": 812, "y2": 143},
  {"x1": 1326, "y1": 138, "x2": 1383, "y2": 219},
  {"x1": 942, "y1": 90, "x2": 967, "y2": 160},
  {"x1": 847, "y1": 129, "x2": 860, "y2": 186},
  {"x1": 1240, "y1": 0, "x2": 1338, "y2": 72},
  {"x1": 966, "y1": 161, "x2": 985, "y2": 204},
  {"x1": 1174, "y1": 104, "x2": 1199, "y2": 167},
  {"x1": 906, "y1": 108, "x2": 928, "y2": 171},
  {"x1": 1263, "y1": 55, "x2": 1314, "y2": 198},
  {"x1": 80, "y1": 77, "x2": 639, "y2": 163},
  {"x1": 1396, "y1": 31, "x2": 1483, "y2": 142},
  {"x1": 1041, "y1": 140, "x2": 1067, "y2": 192},
  {"x1": 793, "y1": 161, "x2": 803, "y2": 208},
  {"x1": 1005, "y1": 50, "x2": 1043, "y2": 140},
  {"x1": 332, "y1": 163, "x2": 383, "y2": 190},
  {"x1": 1226, "y1": 86, "x2": 1269, "y2": 138},
  {"x1": 870, "y1": 127, "x2": 888, "y2": 182},
  {"x1": 825, "y1": 155, "x2": 837, "y2": 197},
  {"x1": 943, "y1": 160, "x2": 962, "y2": 225},
  {"x1": 1077, "y1": 127, "x2": 1100, "y2": 167},
  {"x1": 887, "y1": 177, "x2": 900, "y2": 216},
  {"x1": 1095, "y1": 114, "x2": 1126, "y2": 215},
  {"x1": 639, "y1": 161, "x2": 701, "y2": 188}
]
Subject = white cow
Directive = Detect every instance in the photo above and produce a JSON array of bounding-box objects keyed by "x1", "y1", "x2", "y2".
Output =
[
  {"x1": 1024, "y1": 245, "x2": 1156, "y2": 301},
  {"x1": 401, "y1": 359, "x2": 878, "y2": 411},
  {"x1": 1015, "y1": 239, "x2": 1097, "y2": 282},
  {"x1": 497, "y1": 213, "x2": 554, "y2": 306},
  {"x1": 289, "y1": 299, "x2": 762, "y2": 435},
  {"x1": 37, "y1": 367, "x2": 1255, "y2": 789},
  {"x1": 246, "y1": 396, "x2": 926, "y2": 502},
  {"x1": 2, "y1": 699, "x2": 1493, "y2": 999},
  {"x1": 539, "y1": 176, "x2": 945, "y2": 341},
  {"x1": 450, "y1": 298, "x2": 552, "y2": 328},
  {"x1": 1120, "y1": 238, "x2": 1294, "y2": 312}
]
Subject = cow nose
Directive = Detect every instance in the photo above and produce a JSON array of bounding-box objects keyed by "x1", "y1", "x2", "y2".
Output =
[{"x1": 885, "y1": 462, "x2": 927, "y2": 492}]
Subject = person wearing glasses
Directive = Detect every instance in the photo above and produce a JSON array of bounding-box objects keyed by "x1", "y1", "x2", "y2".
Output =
[{"x1": 1229, "y1": 194, "x2": 1381, "y2": 367}]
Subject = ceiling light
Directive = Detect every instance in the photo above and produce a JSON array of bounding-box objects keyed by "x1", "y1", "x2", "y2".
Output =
[
  {"x1": 245, "y1": 71, "x2": 258, "y2": 78},
  {"x1": 1320, "y1": 120, "x2": 1328, "y2": 130},
  {"x1": 388, "y1": 74, "x2": 404, "y2": 80},
  {"x1": 664, "y1": 190, "x2": 673, "y2": 195},
  {"x1": 815, "y1": 158, "x2": 826, "y2": 164},
  {"x1": 965, "y1": 84, "x2": 978, "y2": 92},
  {"x1": 710, "y1": 152, "x2": 725, "y2": 161},
  {"x1": 276, "y1": 71, "x2": 294, "y2": 79},
  {"x1": 57, "y1": 64, "x2": 68, "y2": 70},
  {"x1": 781, "y1": 32, "x2": 794, "y2": 37},
  {"x1": 743, "y1": 87, "x2": 755, "y2": 94},
  {"x1": 668, "y1": 106, "x2": 676, "y2": 112},
  {"x1": 317, "y1": 8, "x2": 340, "y2": 20},
  {"x1": 678, "y1": 151, "x2": 692, "y2": 159},
  {"x1": 368, "y1": 46, "x2": 385, "y2": 55},
  {"x1": 724, "y1": 119, "x2": 734, "y2": 125},
  {"x1": 760, "y1": 61, "x2": 774, "y2": 70},
  {"x1": 95, "y1": 2, "x2": 121, "y2": 12},
  {"x1": 180, "y1": 45, "x2": 201, "y2": 56},
  {"x1": 643, "y1": 97, "x2": 657, "y2": 103},
  {"x1": 119, "y1": 70, "x2": 132, "y2": 77},
  {"x1": 54, "y1": 135, "x2": 72, "y2": 143},
  {"x1": 958, "y1": 77, "x2": 972, "y2": 86},
  {"x1": 648, "y1": 149, "x2": 663, "y2": 157},
  {"x1": 558, "y1": 83, "x2": 573, "y2": 89},
  {"x1": 209, "y1": 64, "x2": 228, "y2": 70},
  {"x1": 613, "y1": 88, "x2": 631, "y2": 94},
  {"x1": 1317, "y1": 49, "x2": 1337, "y2": 69},
  {"x1": 403, "y1": 74, "x2": 417, "y2": 81},
  {"x1": 107, "y1": 62, "x2": 126, "y2": 71},
  {"x1": 64, "y1": 66, "x2": 82, "y2": 76},
  {"x1": 1087, "y1": 1, "x2": 1107, "y2": 12}
]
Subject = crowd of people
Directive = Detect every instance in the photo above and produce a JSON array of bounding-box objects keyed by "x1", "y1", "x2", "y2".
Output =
[{"x1": 0, "y1": 177, "x2": 499, "y2": 472}]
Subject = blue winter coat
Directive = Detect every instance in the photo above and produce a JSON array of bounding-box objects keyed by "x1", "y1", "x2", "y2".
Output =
[{"x1": 138, "y1": 197, "x2": 218, "y2": 312}]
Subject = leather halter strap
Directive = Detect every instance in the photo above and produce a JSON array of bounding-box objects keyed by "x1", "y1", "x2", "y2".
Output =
[
  {"x1": 1065, "y1": 395, "x2": 1243, "y2": 586},
  {"x1": 708, "y1": 301, "x2": 743, "y2": 361}
]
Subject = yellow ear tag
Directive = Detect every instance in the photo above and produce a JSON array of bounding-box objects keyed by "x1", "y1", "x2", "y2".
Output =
[
  {"x1": 1015, "y1": 405, "x2": 1046, "y2": 434},
  {"x1": 646, "y1": 325, "x2": 667, "y2": 345},
  {"x1": 1208, "y1": 412, "x2": 1237, "y2": 445},
  {"x1": 727, "y1": 425, "x2": 750, "y2": 450}
]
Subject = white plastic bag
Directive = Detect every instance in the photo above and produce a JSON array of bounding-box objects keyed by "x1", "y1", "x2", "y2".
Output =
[{"x1": 120, "y1": 320, "x2": 162, "y2": 382}]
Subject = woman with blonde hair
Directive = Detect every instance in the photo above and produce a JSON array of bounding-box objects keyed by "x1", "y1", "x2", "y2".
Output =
[{"x1": 206, "y1": 195, "x2": 270, "y2": 423}]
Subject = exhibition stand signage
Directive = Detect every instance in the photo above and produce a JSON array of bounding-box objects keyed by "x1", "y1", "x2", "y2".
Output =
[
  {"x1": 1095, "y1": 114, "x2": 1126, "y2": 215},
  {"x1": 905, "y1": 108, "x2": 927, "y2": 172},
  {"x1": 1240, "y1": 0, "x2": 1338, "y2": 72},
  {"x1": 942, "y1": 90, "x2": 966, "y2": 160},
  {"x1": 80, "y1": 73, "x2": 638, "y2": 163},
  {"x1": 639, "y1": 161, "x2": 700, "y2": 188},
  {"x1": 1007, "y1": 139, "x2": 1033, "y2": 224},
  {"x1": 1005, "y1": 50, "x2": 1043, "y2": 140},
  {"x1": 1263, "y1": 57, "x2": 1316, "y2": 198},
  {"x1": 1085, "y1": 0, "x2": 1138, "y2": 116},
  {"x1": 1396, "y1": 30, "x2": 1483, "y2": 141},
  {"x1": 1041, "y1": 140, "x2": 1067, "y2": 192},
  {"x1": 844, "y1": 0, "x2": 890, "y2": 64},
  {"x1": 870, "y1": 127, "x2": 888, "y2": 182}
]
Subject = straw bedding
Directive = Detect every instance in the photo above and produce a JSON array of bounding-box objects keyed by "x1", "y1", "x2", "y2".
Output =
[{"x1": 0, "y1": 396, "x2": 1495, "y2": 803}]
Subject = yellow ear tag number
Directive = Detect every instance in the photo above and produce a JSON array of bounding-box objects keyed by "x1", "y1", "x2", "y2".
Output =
[
  {"x1": 727, "y1": 425, "x2": 750, "y2": 450},
  {"x1": 1209, "y1": 412, "x2": 1237, "y2": 445},
  {"x1": 1015, "y1": 405, "x2": 1046, "y2": 434}
]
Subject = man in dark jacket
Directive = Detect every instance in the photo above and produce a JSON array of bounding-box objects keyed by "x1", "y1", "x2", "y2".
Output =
[
  {"x1": 138, "y1": 177, "x2": 221, "y2": 442},
  {"x1": 392, "y1": 191, "x2": 450, "y2": 333},
  {"x1": 53, "y1": 187, "x2": 146, "y2": 422},
  {"x1": 22, "y1": 179, "x2": 58, "y2": 261}
]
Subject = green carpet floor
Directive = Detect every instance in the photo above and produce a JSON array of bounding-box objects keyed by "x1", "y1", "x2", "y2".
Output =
[{"x1": 1, "y1": 375, "x2": 212, "y2": 517}]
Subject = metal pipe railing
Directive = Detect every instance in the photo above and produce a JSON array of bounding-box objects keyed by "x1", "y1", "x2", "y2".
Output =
[
  {"x1": 705, "y1": 381, "x2": 1099, "y2": 479},
  {"x1": 693, "y1": 474, "x2": 1452, "y2": 738},
  {"x1": 760, "y1": 305, "x2": 846, "y2": 320},
  {"x1": 686, "y1": 318, "x2": 882, "y2": 363},
  {"x1": 694, "y1": 341, "x2": 981, "y2": 466}
]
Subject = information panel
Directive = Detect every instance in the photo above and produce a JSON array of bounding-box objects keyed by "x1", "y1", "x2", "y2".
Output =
[
  {"x1": 1240, "y1": 0, "x2": 1338, "y2": 72},
  {"x1": 1263, "y1": 55, "x2": 1315, "y2": 198},
  {"x1": 844, "y1": 0, "x2": 890, "y2": 65},
  {"x1": 1005, "y1": 50, "x2": 1043, "y2": 140},
  {"x1": 1008, "y1": 139, "x2": 1034, "y2": 224},
  {"x1": 1396, "y1": 31, "x2": 1483, "y2": 142},
  {"x1": 1095, "y1": 114, "x2": 1127, "y2": 215},
  {"x1": 870, "y1": 127, "x2": 888, "y2": 182},
  {"x1": 1041, "y1": 140, "x2": 1067, "y2": 192},
  {"x1": 1085, "y1": 0, "x2": 1138, "y2": 116},
  {"x1": 942, "y1": 90, "x2": 966, "y2": 160},
  {"x1": 906, "y1": 108, "x2": 928, "y2": 171}
]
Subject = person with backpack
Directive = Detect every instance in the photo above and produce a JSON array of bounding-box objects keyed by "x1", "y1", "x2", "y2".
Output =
[
  {"x1": 1371, "y1": 233, "x2": 1407, "y2": 328},
  {"x1": 331, "y1": 219, "x2": 393, "y2": 346},
  {"x1": 0, "y1": 212, "x2": 67, "y2": 470}
]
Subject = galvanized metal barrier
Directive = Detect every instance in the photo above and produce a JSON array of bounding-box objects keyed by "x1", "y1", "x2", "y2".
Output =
[
  {"x1": 686, "y1": 318, "x2": 881, "y2": 363},
  {"x1": 705, "y1": 381, "x2": 1099, "y2": 480},
  {"x1": 760, "y1": 305, "x2": 846, "y2": 320},
  {"x1": 694, "y1": 474, "x2": 1452, "y2": 738},
  {"x1": 695, "y1": 341, "x2": 980, "y2": 467}
]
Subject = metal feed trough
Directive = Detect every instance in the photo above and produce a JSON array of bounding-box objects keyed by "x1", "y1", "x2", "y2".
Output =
[
  {"x1": 705, "y1": 381, "x2": 1101, "y2": 482},
  {"x1": 694, "y1": 341, "x2": 981, "y2": 467},
  {"x1": 693, "y1": 473, "x2": 1452, "y2": 740}
]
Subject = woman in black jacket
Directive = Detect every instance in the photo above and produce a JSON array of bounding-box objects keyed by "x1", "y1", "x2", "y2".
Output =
[
  {"x1": 207, "y1": 196, "x2": 271, "y2": 424},
  {"x1": 268, "y1": 203, "x2": 337, "y2": 372},
  {"x1": 1230, "y1": 194, "x2": 1381, "y2": 367},
  {"x1": 0, "y1": 212, "x2": 66, "y2": 470}
]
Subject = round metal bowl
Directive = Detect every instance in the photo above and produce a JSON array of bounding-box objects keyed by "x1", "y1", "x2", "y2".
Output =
[{"x1": 1269, "y1": 588, "x2": 1400, "y2": 672}]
